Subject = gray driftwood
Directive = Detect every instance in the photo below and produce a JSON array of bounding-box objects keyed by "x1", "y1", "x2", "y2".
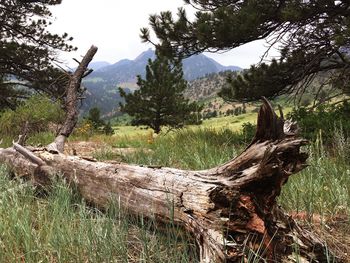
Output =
[{"x1": 0, "y1": 45, "x2": 341, "y2": 262}]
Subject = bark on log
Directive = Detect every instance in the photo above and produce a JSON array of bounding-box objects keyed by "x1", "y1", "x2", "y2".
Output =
[{"x1": 0, "y1": 99, "x2": 342, "y2": 262}]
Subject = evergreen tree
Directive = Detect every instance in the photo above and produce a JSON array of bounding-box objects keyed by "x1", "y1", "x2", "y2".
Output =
[
  {"x1": 119, "y1": 50, "x2": 201, "y2": 133},
  {"x1": 103, "y1": 121, "x2": 114, "y2": 135},
  {"x1": 141, "y1": 1, "x2": 350, "y2": 103},
  {"x1": 87, "y1": 107, "x2": 105, "y2": 129},
  {"x1": 0, "y1": 0, "x2": 75, "y2": 110}
]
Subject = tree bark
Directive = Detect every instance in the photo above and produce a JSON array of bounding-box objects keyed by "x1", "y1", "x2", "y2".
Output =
[
  {"x1": 0, "y1": 98, "x2": 342, "y2": 262},
  {"x1": 47, "y1": 45, "x2": 98, "y2": 153}
]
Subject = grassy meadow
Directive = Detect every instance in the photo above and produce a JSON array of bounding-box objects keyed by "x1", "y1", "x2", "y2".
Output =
[{"x1": 0, "y1": 111, "x2": 349, "y2": 262}]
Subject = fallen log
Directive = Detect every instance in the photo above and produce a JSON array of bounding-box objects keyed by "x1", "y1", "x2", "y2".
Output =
[
  {"x1": 0, "y1": 98, "x2": 341, "y2": 262},
  {"x1": 0, "y1": 45, "x2": 342, "y2": 262}
]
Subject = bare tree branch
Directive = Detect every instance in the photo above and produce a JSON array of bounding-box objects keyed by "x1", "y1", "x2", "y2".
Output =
[{"x1": 12, "y1": 142, "x2": 45, "y2": 166}]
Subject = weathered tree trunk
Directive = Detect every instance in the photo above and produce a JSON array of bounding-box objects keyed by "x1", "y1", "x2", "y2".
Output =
[
  {"x1": 47, "y1": 45, "x2": 98, "y2": 153},
  {"x1": 0, "y1": 98, "x2": 341, "y2": 262}
]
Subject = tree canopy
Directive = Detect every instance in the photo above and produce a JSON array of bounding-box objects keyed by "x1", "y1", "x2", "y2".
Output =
[
  {"x1": 119, "y1": 51, "x2": 201, "y2": 133},
  {"x1": 0, "y1": 0, "x2": 75, "y2": 109},
  {"x1": 141, "y1": 0, "x2": 350, "y2": 103}
]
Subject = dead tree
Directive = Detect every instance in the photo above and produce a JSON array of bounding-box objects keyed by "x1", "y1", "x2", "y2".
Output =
[
  {"x1": 0, "y1": 46, "x2": 342, "y2": 262},
  {"x1": 47, "y1": 45, "x2": 98, "y2": 153}
]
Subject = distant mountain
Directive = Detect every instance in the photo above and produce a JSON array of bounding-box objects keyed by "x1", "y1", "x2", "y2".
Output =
[
  {"x1": 183, "y1": 55, "x2": 241, "y2": 80},
  {"x1": 89, "y1": 49, "x2": 156, "y2": 85},
  {"x1": 134, "y1": 48, "x2": 156, "y2": 63},
  {"x1": 88, "y1": 61, "x2": 111, "y2": 71},
  {"x1": 89, "y1": 48, "x2": 240, "y2": 82},
  {"x1": 81, "y1": 49, "x2": 241, "y2": 116}
]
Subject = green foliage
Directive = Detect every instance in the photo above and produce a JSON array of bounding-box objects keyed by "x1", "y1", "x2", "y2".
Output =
[
  {"x1": 74, "y1": 111, "x2": 114, "y2": 139},
  {"x1": 82, "y1": 108, "x2": 115, "y2": 136},
  {"x1": 122, "y1": 128, "x2": 238, "y2": 170},
  {"x1": 111, "y1": 114, "x2": 133, "y2": 126},
  {"x1": 93, "y1": 148, "x2": 122, "y2": 161},
  {"x1": 241, "y1": 122, "x2": 256, "y2": 142},
  {"x1": 87, "y1": 107, "x2": 105, "y2": 129},
  {"x1": 119, "y1": 50, "x2": 202, "y2": 133},
  {"x1": 26, "y1": 131, "x2": 56, "y2": 146},
  {"x1": 120, "y1": 127, "x2": 257, "y2": 170},
  {"x1": 219, "y1": 60, "x2": 308, "y2": 102},
  {"x1": 0, "y1": 165, "x2": 196, "y2": 262},
  {"x1": 224, "y1": 106, "x2": 248, "y2": 117},
  {"x1": 0, "y1": 0, "x2": 75, "y2": 110},
  {"x1": 73, "y1": 119, "x2": 94, "y2": 140},
  {"x1": 203, "y1": 110, "x2": 217, "y2": 119},
  {"x1": 0, "y1": 95, "x2": 65, "y2": 138},
  {"x1": 103, "y1": 121, "x2": 114, "y2": 135},
  {"x1": 142, "y1": 1, "x2": 350, "y2": 103},
  {"x1": 288, "y1": 102, "x2": 350, "y2": 143},
  {"x1": 280, "y1": 142, "x2": 350, "y2": 219}
]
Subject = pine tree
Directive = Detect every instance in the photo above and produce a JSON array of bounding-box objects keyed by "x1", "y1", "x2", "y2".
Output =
[
  {"x1": 119, "y1": 50, "x2": 201, "y2": 133},
  {"x1": 141, "y1": 1, "x2": 350, "y2": 103},
  {"x1": 0, "y1": 0, "x2": 75, "y2": 109},
  {"x1": 87, "y1": 107, "x2": 105, "y2": 130},
  {"x1": 103, "y1": 121, "x2": 114, "y2": 135}
]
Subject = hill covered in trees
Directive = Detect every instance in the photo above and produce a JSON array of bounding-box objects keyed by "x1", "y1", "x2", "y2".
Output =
[
  {"x1": 81, "y1": 49, "x2": 241, "y2": 115},
  {"x1": 185, "y1": 71, "x2": 239, "y2": 101}
]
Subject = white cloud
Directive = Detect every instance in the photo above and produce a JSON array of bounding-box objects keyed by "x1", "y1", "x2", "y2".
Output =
[{"x1": 49, "y1": 0, "x2": 278, "y2": 68}]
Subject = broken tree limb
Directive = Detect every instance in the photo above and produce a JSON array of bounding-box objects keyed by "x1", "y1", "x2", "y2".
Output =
[
  {"x1": 0, "y1": 99, "x2": 342, "y2": 262},
  {"x1": 47, "y1": 45, "x2": 98, "y2": 153},
  {"x1": 13, "y1": 142, "x2": 45, "y2": 166}
]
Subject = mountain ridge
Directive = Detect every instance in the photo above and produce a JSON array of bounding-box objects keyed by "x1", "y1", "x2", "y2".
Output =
[
  {"x1": 88, "y1": 49, "x2": 241, "y2": 82},
  {"x1": 81, "y1": 49, "x2": 242, "y2": 115}
]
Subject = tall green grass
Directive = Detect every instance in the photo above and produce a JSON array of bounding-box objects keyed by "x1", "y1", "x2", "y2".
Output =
[
  {"x1": 0, "y1": 166, "x2": 195, "y2": 262},
  {"x1": 1, "y1": 126, "x2": 349, "y2": 262},
  {"x1": 280, "y1": 134, "x2": 350, "y2": 219},
  {"x1": 0, "y1": 132, "x2": 55, "y2": 148},
  {"x1": 117, "y1": 128, "x2": 350, "y2": 219},
  {"x1": 122, "y1": 128, "x2": 241, "y2": 170}
]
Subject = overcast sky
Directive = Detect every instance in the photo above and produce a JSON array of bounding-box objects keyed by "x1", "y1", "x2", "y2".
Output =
[{"x1": 49, "y1": 0, "x2": 278, "y2": 68}]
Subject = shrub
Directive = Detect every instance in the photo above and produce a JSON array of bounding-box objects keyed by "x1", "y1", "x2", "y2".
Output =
[
  {"x1": 288, "y1": 102, "x2": 350, "y2": 144},
  {"x1": 103, "y1": 121, "x2": 114, "y2": 135},
  {"x1": 241, "y1": 122, "x2": 256, "y2": 142},
  {"x1": 0, "y1": 95, "x2": 65, "y2": 137},
  {"x1": 73, "y1": 119, "x2": 94, "y2": 140},
  {"x1": 87, "y1": 107, "x2": 105, "y2": 129}
]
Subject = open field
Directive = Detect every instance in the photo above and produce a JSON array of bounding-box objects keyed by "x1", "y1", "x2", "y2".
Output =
[
  {"x1": 108, "y1": 105, "x2": 293, "y2": 137},
  {"x1": 107, "y1": 111, "x2": 259, "y2": 139}
]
